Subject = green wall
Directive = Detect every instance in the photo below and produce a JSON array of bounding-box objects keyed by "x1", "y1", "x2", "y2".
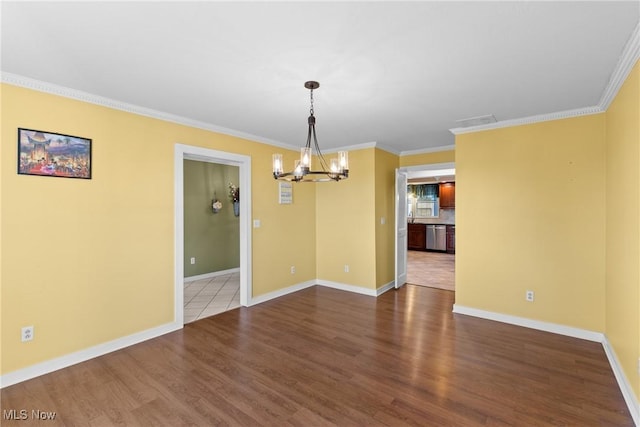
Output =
[{"x1": 183, "y1": 160, "x2": 239, "y2": 277}]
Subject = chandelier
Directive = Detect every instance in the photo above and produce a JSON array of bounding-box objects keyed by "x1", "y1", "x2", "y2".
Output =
[{"x1": 272, "y1": 81, "x2": 349, "y2": 182}]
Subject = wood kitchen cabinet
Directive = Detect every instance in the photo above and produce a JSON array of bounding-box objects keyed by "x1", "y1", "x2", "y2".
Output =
[
  {"x1": 408, "y1": 223, "x2": 426, "y2": 250},
  {"x1": 446, "y1": 225, "x2": 455, "y2": 254},
  {"x1": 439, "y1": 182, "x2": 455, "y2": 209}
]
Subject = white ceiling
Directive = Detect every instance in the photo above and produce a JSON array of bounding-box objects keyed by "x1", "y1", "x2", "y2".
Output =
[{"x1": 2, "y1": 1, "x2": 639, "y2": 154}]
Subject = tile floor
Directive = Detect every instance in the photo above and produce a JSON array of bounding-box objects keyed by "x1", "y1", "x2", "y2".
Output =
[
  {"x1": 407, "y1": 250, "x2": 455, "y2": 291},
  {"x1": 184, "y1": 272, "x2": 240, "y2": 323}
]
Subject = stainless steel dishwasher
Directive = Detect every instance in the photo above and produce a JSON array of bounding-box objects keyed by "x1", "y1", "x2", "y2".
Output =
[{"x1": 426, "y1": 225, "x2": 447, "y2": 251}]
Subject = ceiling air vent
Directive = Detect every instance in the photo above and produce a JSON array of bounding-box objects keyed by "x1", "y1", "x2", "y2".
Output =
[{"x1": 455, "y1": 114, "x2": 497, "y2": 128}]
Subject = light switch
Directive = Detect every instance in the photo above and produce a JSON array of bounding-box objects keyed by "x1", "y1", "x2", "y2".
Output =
[{"x1": 253, "y1": 219, "x2": 261, "y2": 228}]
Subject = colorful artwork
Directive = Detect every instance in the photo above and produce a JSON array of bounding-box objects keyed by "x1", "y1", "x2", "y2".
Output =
[{"x1": 18, "y1": 128, "x2": 91, "y2": 179}]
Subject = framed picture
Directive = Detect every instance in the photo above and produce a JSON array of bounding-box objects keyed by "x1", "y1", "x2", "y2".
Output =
[{"x1": 18, "y1": 128, "x2": 92, "y2": 179}]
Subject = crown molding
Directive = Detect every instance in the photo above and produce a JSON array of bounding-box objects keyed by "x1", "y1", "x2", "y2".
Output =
[
  {"x1": 322, "y1": 142, "x2": 401, "y2": 156},
  {"x1": 599, "y1": 21, "x2": 640, "y2": 110},
  {"x1": 373, "y1": 143, "x2": 401, "y2": 156},
  {"x1": 449, "y1": 106, "x2": 603, "y2": 135},
  {"x1": 1, "y1": 72, "x2": 400, "y2": 155},
  {"x1": 400, "y1": 144, "x2": 456, "y2": 157},
  {"x1": 450, "y1": 21, "x2": 639, "y2": 136},
  {"x1": 1, "y1": 72, "x2": 299, "y2": 152}
]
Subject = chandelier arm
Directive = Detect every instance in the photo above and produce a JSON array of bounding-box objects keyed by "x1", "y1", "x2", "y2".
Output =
[
  {"x1": 272, "y1": 80, "x2": 348, "y2": 183},
  {"x1": 311, "y1": 125, "x2": 330, "y2": 171}
]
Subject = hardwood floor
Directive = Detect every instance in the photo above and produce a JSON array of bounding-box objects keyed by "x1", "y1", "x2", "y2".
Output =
[
  {"x1": 1, "y1": 285, "x2": 632, "y2": 426},
  {"x1": 407, "y1": 250, "x2": 455, "y2": 291}
]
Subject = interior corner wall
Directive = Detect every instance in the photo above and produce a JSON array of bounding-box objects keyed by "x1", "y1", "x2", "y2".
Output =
[
  {"x1": 183, "y1": 160, "x2": 239, "y2": 277},
  {"x1": 316, "y1": 148, "x2": 377, "y2": 289},
  {"x1": 455, "y1": 114, "x2": 607, "y2": 332},
  {"x1": 374, "y1": 149, "x2": 399, "y2": 288},
  {"x1": 605, "y1": 60, "x2": 640, "y2": 399},
  {"x1": 0, "y1": 84, "x2": 317, "y2": 375}
]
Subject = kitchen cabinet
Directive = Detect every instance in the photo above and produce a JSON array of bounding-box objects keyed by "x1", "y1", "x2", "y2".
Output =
[
  {"x1": 439, "y1": 182, "x2": 455, "y2": 209},
  {"x1": 446, "y1": 225, "x2": 455, "y2": 254},
  {"x1": 408, "y1": 223, "x2": 426, "y2": 250}
]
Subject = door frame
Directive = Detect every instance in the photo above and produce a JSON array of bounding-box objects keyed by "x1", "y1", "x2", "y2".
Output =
[
  {"x1": 395, "y1": 169, "x2": 408, "y2": 289},
  {"x1": 174, "y1": 143, "x2": 252, "y2": 324},
  {"x1": 396, "y1": 162, "x2": 455, "y2": 289}
]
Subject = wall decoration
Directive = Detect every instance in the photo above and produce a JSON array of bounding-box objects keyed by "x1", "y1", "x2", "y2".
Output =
[
  {"x1": 18, "y1": 128, "x2": 92, "y2": 179},
  {"x1": 228, "y1": 182, "x2": 240, "y2": 216},
  {"x1": 212, "y1": 198, "x2": 222, "y2": 214},
  {"x1": 279, "y1": 181, "x2": 293, "y2": 204}
]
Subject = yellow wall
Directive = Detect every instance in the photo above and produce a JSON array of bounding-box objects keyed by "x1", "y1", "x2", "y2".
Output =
[
  {"x1": 375, "y1": 149, "x2": 399, "y2": 288},
  {"x1": 255, "y1": 150, "x2": 317, "y2": 289},
  {"x1": 455, "y1": 114, "x2": 607, "y2": 332},
  {"x1": 399, "y1": 149, "x2": 454, "y2": 167},
  {"x1": 605, "y1": 60, "x2": 640, "y2": 398},
  {"x1": 316, "y1": 148, "x2": 377, "y2": 288},
  {"x1": 0, "y1": 84, "x2": 317, "y2": 374}
]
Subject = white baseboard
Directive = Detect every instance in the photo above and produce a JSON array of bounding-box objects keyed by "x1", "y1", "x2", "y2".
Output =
[
  {"x1": 249, "y1": 279, "x2": 395, "y2": 306},
  {"x1": 0, "y1": 321, "x2": 182, "y2": 389},
  {"x1": 248, "y1": 279, "x2": 395, "y2": 306},
  {"x1": 248, "y1": 280, "x2": 316, "y2": 306},
  {"x1": 376, "y1": 280, "x2": 396, "y2": 296},
  {"x1": 316, "y1": 280, "x2": 379, "y2": 297},
  {"x1": 184, "y1": 267, "x2": 240, "y2": 283},
  {"x1": 453, "y1": 304, "x2": 639, "y2": 426},
  {"x1": 602, "y1": 337, "x2": 640, "y2": 426},
  {"x1": 452, "y1": 304, "x2": 604, "y2": 342},
  {"x1": 1, "y1": 278, "x2": 385, "y2": 388}
]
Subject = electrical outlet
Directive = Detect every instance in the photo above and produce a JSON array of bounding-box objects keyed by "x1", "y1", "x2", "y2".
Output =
[
  {"x1": 190, "y1": 257, "x2": 196, "y2": 265},
  {"x1": 290, "y1": 266, "x2": 295, "y2": 274},
  {"x1": 344, "y1": 265, "x2": 349, "y2": 273},
  {"x1": 525, "y1": 290, "x2": 534, "y2": 302},
  {"x1": 22, "y1": 326, "x2": 34, "y2": 342}
]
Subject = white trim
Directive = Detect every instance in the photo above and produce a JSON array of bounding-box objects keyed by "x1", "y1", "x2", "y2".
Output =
[
  {"x1": 316, "y1": 280, "x2": 379, "y2": 297},
  {"x1": 184, "y1": 268, "x2": 240, "y2": 283},
  {"x1": 401, "y1": 162, "x2": 456, "y2": 173},
  {"x1": 322, "y1": 141, "x2": 377, "y2": 153},
  {"x1": 400, "y1": 144, "x2": 456, "y2": 157},
  {"x1": 452, "y1": 304, "x2": 639, "y2": 424},
  {"x1": 0, "y1": 322, "x2": 181, "y2": 389},
  {"x1": 599, "y1": 22, "x2": 640, "y2": 110},
  {"x1": 0, "y1": 73, "x2": 397, "y2": 156},
  {"x1": 376, "y1": 281, "x2": 396, "y2": 296},
  {"x1": 248, "y1": 280, "x2": 317, "y2": 306},
  {"x1": 248, "y1": 279, "x2": 395, "y2": 305},
  {"x1": 452, "y1": 304, "x2": 604, "y2": 342},
  {"x1": 602, "y1": 337, "x2": 640, "y2": 426},
  {"x1": 449, "y1": 106, "x2": 604, "y2": 135},
  {"x1": 174, "y1": 144, "x2": 252, "y2": 319},
  {"x1": 322, "y1": 141, "x2": 400, "y2": 156},
  {"x1": 1, "y1": 72, "x2": 298, "y2": 152},
  {"x1": 374, "y1": 144, "x2": 401, "y2": 155},
  {"x1": 448, "y1": 23, "x2": 640, "y2": 137}
]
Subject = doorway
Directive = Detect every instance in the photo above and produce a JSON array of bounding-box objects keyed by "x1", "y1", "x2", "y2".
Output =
[
  {"x1": 396, "y1": 162, "x2": 455, "y2": 291},
  {"x1": 174, "y1": 144, "x2": 252, "y2": 325}
]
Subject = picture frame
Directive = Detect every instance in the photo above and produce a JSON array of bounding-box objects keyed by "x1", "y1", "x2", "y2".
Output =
[{"x1": 18, "y1": 128, "x2": 92, "y2": 179}]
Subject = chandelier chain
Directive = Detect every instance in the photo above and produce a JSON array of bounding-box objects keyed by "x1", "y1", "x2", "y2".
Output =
[{"x1": 309, "y1": 88, "x2": 314, "y2": 116}]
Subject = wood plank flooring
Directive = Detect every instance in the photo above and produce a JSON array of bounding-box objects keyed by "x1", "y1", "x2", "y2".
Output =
[
  {"x1": 407, "y1": 250, "x2": 455, "y2": 291},
  {"x1": 1, "y1": 285, "x2": 632, "y2": 426}
]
